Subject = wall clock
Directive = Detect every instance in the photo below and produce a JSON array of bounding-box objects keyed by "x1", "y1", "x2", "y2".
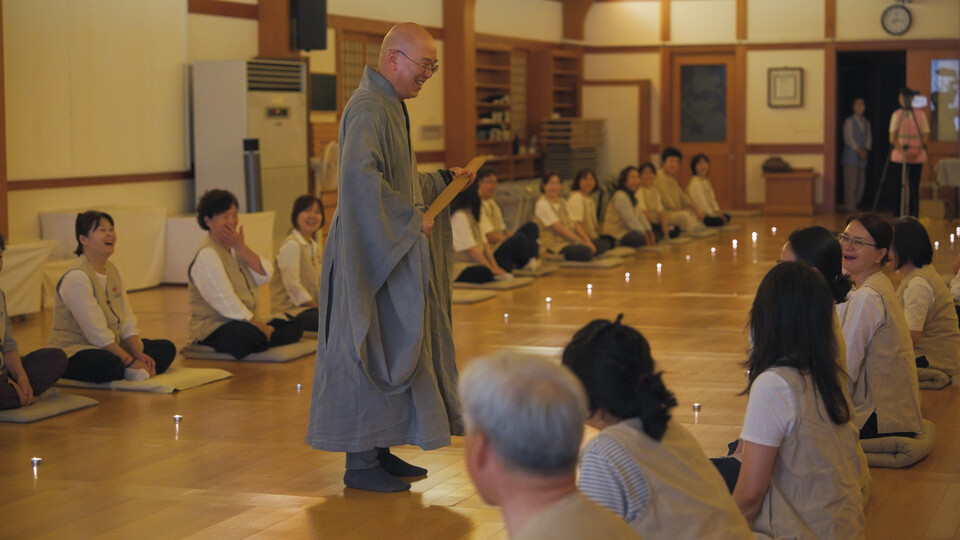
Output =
[{"x1": 881, "y1": 3, "x2": 912, "y2": 36}]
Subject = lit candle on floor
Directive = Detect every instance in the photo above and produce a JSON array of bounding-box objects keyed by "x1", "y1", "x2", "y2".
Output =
[
  {"x1": 296, "y1": 383, "x2": 302, "y2": 392},
  {"x1": 587, "y1": 284, "x2": 593, "y2": 296},
  {"x1": 692, "y1": 403, "x2": 701, "y2": 412},
  {"x1": 951, "y1": 234, "x2": 955, "y2": 244},
  {"x1": 771, "y1": 226, "x2": 777, "y2": 235},
  {"x1": 545, "y1": 296, "x2": 552, "y2": 303},
  {"x1": 624, "y1": 272, "x2": 630, "y2": 283},
  {"x1": 956, "y1": 226, "x2": 959, "y2": 237},
  {"x1": 685, "y1": 254, "x2": 691, "y2": 262},
  {"x1": 751, "y1": 231, "x2": 758, "y2": 242},
  {"x1": 656, "y1": 263, "x2": 662, "y2": 278},
  {"x1": 503, "y1": 313, "x2": 509, "y2": 322},
  {"x1": 732, "y1": 239, "x2": 738, "y2": 249},
  {"x1": 935, "y1": 241, "x2": 940, "y2": 250},
  {"x1": 31, "y1": 457, "x2": 41, "y2": 482},
  {"x1": 711, "y1": 247, "x2": 716, "y2": 257}
]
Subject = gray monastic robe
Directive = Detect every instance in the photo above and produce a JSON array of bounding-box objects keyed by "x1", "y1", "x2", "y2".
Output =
[{"x1": 305, "y1": 66, "x2": 461, "y2": 453}]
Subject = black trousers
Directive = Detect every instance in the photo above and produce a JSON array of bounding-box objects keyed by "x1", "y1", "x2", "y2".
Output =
[
  {"x1": 893, "y1": 162, "x2": 923, "y2": 217},
  {"x1": 652, "y1": 223, "x2": 680, "y2": 239},
  {"x1": 560, "y1": 244, "x2": 593, "y2": 261},
  {"x1": 0, "y1": 348, "x2": 68, "y2": 410},
  {"x1": 62, "y1": 339, "x2": 176, "y2": 383},
  {"x1": 493, "y1": 223, "x2": 539, "y2": 271},
  {"x1": 618, "y1": 230, "x2": 648, "y2": 248},
  {"x1": 704, "y1": 214, "x2": 730, "y2": 227},
  {"x1": 858, "y1": 411, "x2": 915, "y2": 440},
  {"x1": 709, "y1": 456, "x2": 741, "y2": 493},
  {"x1": 291, "y1": 308, "x2": 319, "y2": 334},
  {"x1": 200, "y1": 319, "x2": 304, "y2": 360},
  {"x1": 455, "y1": 265, "x2": 494, "y2": 284}
]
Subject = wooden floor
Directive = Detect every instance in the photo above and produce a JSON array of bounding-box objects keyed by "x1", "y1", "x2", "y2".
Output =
[{"x1": 2, "y1": 214, "x2": 959, "y2": 539}]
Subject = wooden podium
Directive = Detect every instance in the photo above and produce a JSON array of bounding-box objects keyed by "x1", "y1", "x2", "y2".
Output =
[{"x1": 764, "y1": 168, "x2": 818, "y2": 215}]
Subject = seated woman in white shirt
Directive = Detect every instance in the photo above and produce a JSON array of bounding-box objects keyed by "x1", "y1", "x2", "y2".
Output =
[
  {"x1": 1, "y1": 232, "x2": 68, "y2": 409},
  {"x1": 686, "y1": 153, "x2": 730, "y2": 227},
  {"x1": 566, "y1": 168, "x2": 613, "y2": 254},
  {"x1": 838, "y1": 213, "x2": 921, "y2": 439},
  {"x1": 477, "y1": 167, "x2": 540, "y2": 272},
  {"x1": 450, "y1": 179, "x2": 511, "y2": 283},
  {"x1": 601, "y1": 166, "x2": 657, "y2": 247},
  {"x1": 534, "y1": 171, "x2": 596, "y2": 261},
  {"x1": 49, "y1": 211, "x2": 176, "y2": 383},
  {"x1": 189, "y1": 190, "x2": 304, "y2": 360},
  {"x1": 891, "y1": 217, "x2": 959, "y2": 380},
  {"x1": 563, "y1": 315, "x2": 754, "y2": 539},
  {"x1": 270, "y1": 194, "x2": 324, "y2": 333},
  {"x1": 718, "y1": 263, "x2": 866, "y2": 538}
]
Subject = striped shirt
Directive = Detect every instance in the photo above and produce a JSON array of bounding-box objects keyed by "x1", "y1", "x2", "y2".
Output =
[{"x1": 578, "y1": 425, "x2": 651, "y2": 523}]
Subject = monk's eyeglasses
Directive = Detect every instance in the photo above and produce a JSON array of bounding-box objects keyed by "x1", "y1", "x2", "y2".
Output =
[{"x1": 392, "y1": 49, "x2": 439, "y2": 75}]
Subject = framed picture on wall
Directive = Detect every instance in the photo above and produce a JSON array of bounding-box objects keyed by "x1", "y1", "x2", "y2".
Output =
[{"x1": 767, "y1": 67, "x2": 803, "y2": 108}]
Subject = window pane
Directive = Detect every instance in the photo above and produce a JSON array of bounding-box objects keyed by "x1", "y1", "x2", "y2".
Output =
[
  {"x1": 680, "y1": 64, "x2": 726, "y2": 143},
  {"x1": 931, "y1": 59, "x2": 959, "y2": 142}
]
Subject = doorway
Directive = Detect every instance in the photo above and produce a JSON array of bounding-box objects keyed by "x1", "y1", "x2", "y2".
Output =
[{"x1": 836, "y1": 51, "x2": 905, "y2": 212}]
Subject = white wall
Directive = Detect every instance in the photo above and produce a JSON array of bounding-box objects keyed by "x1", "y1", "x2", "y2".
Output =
[
  {"x1": 670, "y1": 0, "x2": 736, "y2": 45},
  {"x1": 476, "y1": 0, "x2": 562, "y2": 42},
  {"x1": 746, "y1": 49, "x2": 825, "y2": 144},
  {"x1": 584, "y1": 53, "x2": 661, "y2": 144},
  {"x1": 4, "y1": 0, "x2": 189, "y2": 181},
  {"x1": 583, "y1": 86, "x2": 639, "y2": 179},
  {"x1": 188, "y1": 14, "x2": 258, "y2": 62},
  {"x1": 584, "y1": 1, "x2": 661, "y2": 46},
  {"x1": 837, "y1": 0, "x2": 960, "y2": 41},
  {"x1": 747, "y1": 0, "x2": 824, "y2": 43},
  {"x1": 8, "y1": 181, "x2": 193, "y2": 241},
  {"x1": 327, "y1": 0, "x2": 442, "y2": 28}
]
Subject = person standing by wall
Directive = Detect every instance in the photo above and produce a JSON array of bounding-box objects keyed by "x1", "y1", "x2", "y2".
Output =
[{"x1": 842, "y1": 98, "x2": 871, "y2": 211}]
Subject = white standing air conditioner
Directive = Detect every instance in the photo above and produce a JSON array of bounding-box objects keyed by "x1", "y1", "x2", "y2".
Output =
[{"x1": 192, "y1": 59, "x2": 309, "y2": 241}]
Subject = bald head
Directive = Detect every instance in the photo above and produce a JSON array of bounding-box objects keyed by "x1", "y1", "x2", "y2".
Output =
[{"x1": 377, "y1": 23, "x2": 437, "y2": 100}]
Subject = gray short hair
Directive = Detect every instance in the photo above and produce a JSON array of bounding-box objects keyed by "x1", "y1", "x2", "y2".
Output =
[{"x1": 459, "y1": 353, "x2": 588, "y2": 475}]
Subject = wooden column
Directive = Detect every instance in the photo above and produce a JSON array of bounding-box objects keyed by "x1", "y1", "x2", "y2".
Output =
[
  {"x1": 442, "y1": 0, "x2": 476, "y2": 167},
  {"x1": 660, "y1": 0, "x2": 670, "y2": 43},
  {"x1": 825, "y1": 0, "x2": 836, "y2": 39},
  {"x1": 562, "y1": 0, "x2": 596, "y2": 41},
  {"x1": 258, "y1": 0, "x2": 298, "y2": 58},
  {"x1": 0, "y1": 0, "x2": 7, "y2": 239},
  {"x1": 823, "y1": 43, "x2": 837, "y2": 212},
  {"x1": 736, "y1": 0, "x2": 747, "y2": 40}
]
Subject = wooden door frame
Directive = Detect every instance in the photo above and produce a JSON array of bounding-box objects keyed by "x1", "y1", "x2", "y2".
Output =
[{"x1": 661, "y1": 46, "x2": 746, "y2": 208}]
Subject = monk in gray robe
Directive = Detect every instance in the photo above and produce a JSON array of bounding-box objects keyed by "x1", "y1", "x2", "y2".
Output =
[{"x1": 306, "y1": 22, "x2": 473, "y2": 493}]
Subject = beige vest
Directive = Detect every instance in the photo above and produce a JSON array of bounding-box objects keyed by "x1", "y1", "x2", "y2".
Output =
[
  {"x1": 654, "y1": 169, "x2": 688, "y2": 210},
  {"x1": 188, "y1": 238, "x2": 259, "y2": 343},
  {"x1": 535, "y1": 196, "x2": 574, "y2": 255},
  {"x1": 845, "y1": 272, "x2": 923, "y2": 434},
  {"x1": 481, "y1": 198, "x2": 507, "y2": 250},
  {"x1": 602, "y1": 419, "x2": 754, "y2": 539},
  {"x1": 601, "y1": 191, "x2": 635, "y2": 241},
  {"x1": 568, "y1": 192, "x2": 600, "y2": 240},
  {"x1": 637, "y1": 186, "x2": 663, "y2": 221},
  {"x1": 752, "y1": 367, "x2": 866, "y2": 540},
  {"x1": 270, "y1": 232, "x2": 321, "y2": 316},
  {"x1": 897, "y1": 264, "x2": 960, "y2": 377},
  {"x1": 48, "y1": 256, "x2": 126, "y2": 357},
  {"x1": 452, "y1": 210, "x2": 486, "y2": 279}
]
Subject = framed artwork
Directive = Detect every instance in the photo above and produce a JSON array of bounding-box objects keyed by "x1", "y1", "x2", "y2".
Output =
[{"x1": 767, "y1": 67, "x2": 804, "y2": 108}]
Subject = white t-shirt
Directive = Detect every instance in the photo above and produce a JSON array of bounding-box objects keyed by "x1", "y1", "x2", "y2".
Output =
[
  {"x1": 901, "y1": 277, "x2": 935, "y2": 332},
  {"x1": 189, "y1": 247, "x2": 272, "y2": 321},
  {"x1": 739, "y1": 370, "x2": 798, "y2": 448},
  {"x1": 451, "y1": 210, "x2": 480, "y2": 252},
  {"x1": 837, "y1": 285, "x2": 886, "y2": 385},
  {"x1": 535, "y1": 197, "x2": 561, "y2": 227}
]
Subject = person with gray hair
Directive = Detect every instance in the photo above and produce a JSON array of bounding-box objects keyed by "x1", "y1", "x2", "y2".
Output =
[{"x1": 459, "y1": 354, "x2": 639, "y2": 540}]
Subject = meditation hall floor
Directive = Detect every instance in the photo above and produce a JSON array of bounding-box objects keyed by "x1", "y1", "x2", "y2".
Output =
[{"x1": 1, "y1": 214, "x2": 958, "y2": 539}]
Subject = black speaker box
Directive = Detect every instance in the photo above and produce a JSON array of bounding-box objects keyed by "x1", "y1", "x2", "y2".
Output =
[{"x1": 291, "y1": 0, "x2": 327, "y2": 51}]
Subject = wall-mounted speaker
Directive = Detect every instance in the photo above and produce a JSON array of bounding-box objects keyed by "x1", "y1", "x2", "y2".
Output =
[{"x1": 291, "y1": 0, "x2": 327, "y2": 51}]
